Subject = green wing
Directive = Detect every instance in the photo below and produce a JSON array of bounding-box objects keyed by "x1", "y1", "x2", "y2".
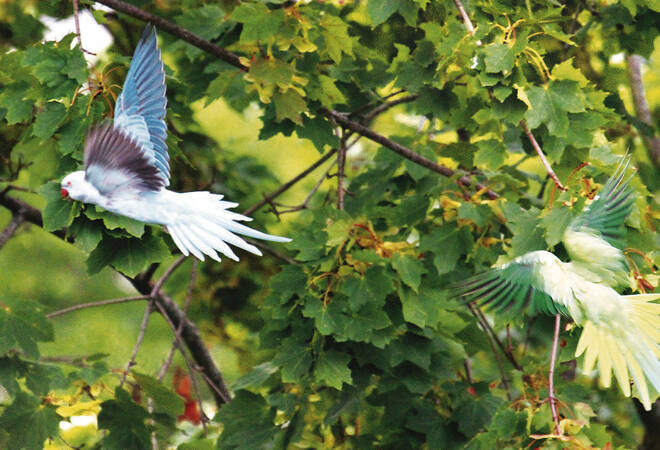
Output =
[
  {"x1": 455, "y1": 251, "x2": 570, "y2": 317},
  {"x1": 568, "y1": 157, "x2": 634, "y2": 250}
]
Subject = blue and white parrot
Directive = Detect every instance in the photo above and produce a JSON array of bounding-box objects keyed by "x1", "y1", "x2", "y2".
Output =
[
  {"x1": 60, "y1": 25, "x2": 290, "y2": 262},
  {"x1": 456, "y1": 159, "x2": 660, "y2": 410}
]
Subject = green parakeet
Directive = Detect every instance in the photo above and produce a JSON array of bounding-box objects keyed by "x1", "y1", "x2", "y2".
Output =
[{"x1": 456, "y1": 158, "x2": 660, "y2": 410}]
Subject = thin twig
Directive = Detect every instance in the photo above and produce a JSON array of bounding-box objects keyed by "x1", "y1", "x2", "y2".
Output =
[
  {"x1": 121, "y1": 255, "x2": 186, "y2": 387},
  {"x1": 120, "y1": 300, "x2": 154, "y2": 387},
  {"x1": 453, "y1": 0, "x2": 476, "y2": 34},
  {"x1": 72, "y1": 0, "x2": 95, "y2": 56},
  {"x1": 464, "y1": 359, "x2": 474, "y2": 383},
  {"x1": 548, "y1": 314, "x2": 562, "y2": 435},
  {"x1": 0, "y1": 214, "x2": 24, "y2": 251},
  {"x1": 472, "y1": 306, "x2": 523, "y2": 371},
  {"x1": 245, "y1": 239, "x2": 298, "y2": 265},
  {"x1": 151, "y1": 255, "x2": 187, "y2": 297},
  {"x1": 319, "y1": 108, "x2": 499, "y2": 199},
  {"x1": 337, "y1": 133, "x2": 347, "y2": 210},
  {"x1": 361, "y1": 94, "x2": 419, "y2": 122},
  {"x1": 627, "y1": 54, "x2": 660, "y2": 171},
  {"x1": 46, "y1": 295, "x2": 149, "y2": 319},
  {"x1": 158, "y1": 260, "x2": 198, "y2": 381},
  {"x1": 520, "y1": 120, "x2": 567, "y2": 191},
  {"x1": 152, "y1": 299, "x2": 217, "y2": 430},
  {"x1": 452, "y1": 0, "x2": 482, "y2": 45},
  {"x1": 242, "y1": 149, "x2": 338, "y2": 216},
  {"x1": 468, "y1": 304, "x2": 512, "y2": 400}
]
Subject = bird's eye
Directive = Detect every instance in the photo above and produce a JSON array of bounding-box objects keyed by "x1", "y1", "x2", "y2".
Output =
[{"x1": 66, "y1": 181, "x2": 71, "y2": 186}]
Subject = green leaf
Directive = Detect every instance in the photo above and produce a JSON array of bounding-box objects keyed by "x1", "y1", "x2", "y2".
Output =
[
  {"x1": 0, "y1": 392, "x2": 60, "y2": 450},
  {"x1": 320, "y1": 15, "x2": 353, "y2": 63},
  {"x1": 98, "y1": 388, "x2": 152, "y2": 450},
  {"x1": 269, "y1": 265, "x2": 308, "y2": 302},
  {"x1": 215, "y1": 391, "x2": 277, "y2": 450},
  {"x1": 132, "y1": 372, "x2": 184, "y2": 419},
  {"x1": 302, "y1": 298, "x2": 346, "y2": 337},
  {"x1": 24, "y1": 37, "x2": 87, "y2": 100},
  {"x1": 501, "y1": 203, "x2": 546, "y2": 257},
  {"x1": 33, "y1": 101, "x2": 66, "y2": 139},
  {"x1": 0, "y1": 302, "x2": 53, "y2": 359},
  {"x1": 37, "y1": 182, "x2": 77, "y2": 231},
  {"x1": 0, "y1": 82, "x2": 32, "y2": 124},
  {"x1": 85, "y1": 206, "x2": 145, "y2": 237},
  {"x1": 232, "y1": 3, "x2": 285, "y2": 43},
  {"x1": 273, "y1": 89, "x2": 306, "y2": 124},
  {"x1": 314, "y1": 350, "x2": 352, "y2": 389},
  {"x1": 86, "y1": 233, "x2": 170, "y2": 277},
  {"x1": 400, "y1": 287, "x2": 444, "y2": 329},
  {"x1": 232, "y1": 362, "x2": 278, "y2": 391},
  {"x1": 541, "y1": 206, "x2": 572, "y2": 247},
  {"x1": 204, "y1": 70, "x2": 239, "y2": 106},
  {"x1": 387, "y1": 334, "x2": 432, "y2": 369},
  {"x1": 68, "y1": 216, "x2": 104, "y2": 252},
  {"x1": 475, "y1": 139, "x2": 507, "y2": 170},
  {"x1": 420, "y1": 225, "x2": 472, "y2": 275},
  {"x1": 308, "y1": 75, "x2": 346, "y2": 109},
  {"x1": 524, "y1": 80, "x2": 585, "y2": 137},
  {"x1": 455, "y1": 390, "x2": 503, "y2": 437},
  {"x1": 367, "y1": 0, "x2": 399, "y2": 26},
  {"x1": 297, "y1": 115, "x2": 340, "y2": 152},
  {"x1": 339, "y1": 276, "x2": 371, "y2": 312},
  {"x1": 175, "y1": 5, "x2": 226, "y2": 41},
  {"x1": 346, "y1": 302, "x2": 392, "y2": 343},
  {"x1": 391, "y1": 254, "x2": 426, "y2": 292},
  {"x1": 273, "y1": 340, "x2": 313, "y2": 383},
  {"x1": 483, "y1": 44, "x2": 515, "y2": 73}
]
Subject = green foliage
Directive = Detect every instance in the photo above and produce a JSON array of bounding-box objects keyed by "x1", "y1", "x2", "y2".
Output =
[{"x1": 0, "y1": 0, "x2": 658, "y2": 449}]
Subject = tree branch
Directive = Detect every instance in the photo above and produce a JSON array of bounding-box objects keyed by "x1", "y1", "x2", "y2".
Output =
[
  {"x1": 360, "y1": 94, "x2": 420, "y2": 123},
  {"x1": 95, "y1": 0, "x2": 246, "y2": 70},
  {"x1": 627, "y1": 54, "x2": 660, "y2": 171},
  {"x1": 121, "y1": 300, "x2": 154, "y2": 386},
  {"x1": 129, "y1": 273, "x2": 232, "y2": 405},
  {"x1": 158, "y1": 260, "x2": 197, "y2": 381},
  {"x1": 548, "y1": 314, "x2": 562, "y2": 435},
  {"x1": 46, "y1": 295, "x2": 148, "y2": 319},
  {"x1": 467, "y1": 304, "x2": 512, "y2": 400},
  {"x1": 242, "y1": 148, "x2": 338, "y2": 216},
  {"x1": 0, "y1": 214, "x2": 24, "y2": 251},
  {"x1": 0, "y1": 192, "x2": 232, "y2": 406},
  {"x1": 337, "y1": 133, "x2": 347, "y2": 210},
  {"x1": 319, "y1": 108, "x2": 499, "y2": 199},
  {"x1": 520, "y1": 120, "x2": 566, "y2": 191}
]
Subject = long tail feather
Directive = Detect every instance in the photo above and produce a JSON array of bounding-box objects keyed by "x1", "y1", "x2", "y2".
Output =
[
  {"x1": 575, "y1": 293, "x2": 660, "y2": 410},
  {"x1": 166, "y1": 191, "x2": 291, "y2": 262}
]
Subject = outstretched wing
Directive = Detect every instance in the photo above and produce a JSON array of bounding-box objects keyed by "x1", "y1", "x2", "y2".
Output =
[
  {"x1": 114, "y1": 24, "x2": 169, "y2": 186},
  {"x1": 567, "y1": 156, "x2": 634, "y2": 250},
  {"x1": 563, "y1": 157, "x2": 634, "y2": 285},
  {"x1": 84, "y1": 123, "x2": 165, "y2": 196},
  {"x1": 455, "y1": 251, "x2": 572, "y2": 317}
]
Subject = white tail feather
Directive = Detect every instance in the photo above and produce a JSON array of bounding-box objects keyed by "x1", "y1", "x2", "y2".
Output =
[
  {"x1": 576, "y1": 293, "x2": 660, "y2": 410},
  {"x1": 164, "y1": 191, "x2": 291, "y2": 261}
]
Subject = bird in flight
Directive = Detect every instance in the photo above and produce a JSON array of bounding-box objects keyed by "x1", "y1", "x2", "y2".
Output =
[
  {"x1": 60, "y1": 25, "x2": 290, "y2": 262},
  {"x1": 456, "y1": 159, "x2": 660, "y2": 410}
]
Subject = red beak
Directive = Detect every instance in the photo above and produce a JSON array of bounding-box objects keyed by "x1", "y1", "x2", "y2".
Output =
[{"x1": 61, "y1": 188, "x2": 69, "y2": 199}]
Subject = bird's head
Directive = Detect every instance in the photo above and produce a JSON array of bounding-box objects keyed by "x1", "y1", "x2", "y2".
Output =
[{"x1": 61, "y1": 171, "x2": 91, "y2": 202}]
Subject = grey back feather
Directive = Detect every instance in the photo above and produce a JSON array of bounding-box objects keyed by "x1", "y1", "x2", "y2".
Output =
[{"x1": 84, "y1": 123, "x2": 165, "y2": 196}]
